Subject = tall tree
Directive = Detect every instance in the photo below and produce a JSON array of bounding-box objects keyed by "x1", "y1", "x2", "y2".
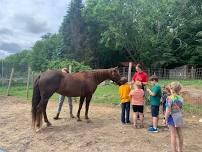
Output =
[{"x1": 60, "y1": 0, "x2": 86, "y2": 62}]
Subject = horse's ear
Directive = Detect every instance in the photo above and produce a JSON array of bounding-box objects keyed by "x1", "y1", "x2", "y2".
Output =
[{"x1": 114, "y1": 67, "x2": 118, "y2": 70}]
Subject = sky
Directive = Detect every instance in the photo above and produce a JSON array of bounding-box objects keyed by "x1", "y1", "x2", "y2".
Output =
[{"x1": 0, "y1": 0, "x2": 70, "y2": 58}]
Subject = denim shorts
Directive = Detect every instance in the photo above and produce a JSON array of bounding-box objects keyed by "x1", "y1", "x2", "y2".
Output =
[
  {"x1": 167, "y1": 115, "x2": 175, "y2": 126},
  {"x1": 151, "y1": 105, "x2": 159, "y2": 117}
]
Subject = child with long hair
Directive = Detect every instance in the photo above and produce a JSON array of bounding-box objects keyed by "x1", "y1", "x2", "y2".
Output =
[{"x1": 165, "y1": 82, "x2": 184, "y2": 152}]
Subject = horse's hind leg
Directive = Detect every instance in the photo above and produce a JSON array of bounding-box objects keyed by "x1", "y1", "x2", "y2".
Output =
[
  {"x1": 43, "y1": 99, "x2": 52, "y2": 127},
  {"x1": 85, "y1": 95, "x2": 92, "y2": 120},
  {"x1": 77, "y1": 97, "x2": 85, "y2": 121},
  {"x1": 35, "y1": 100, "x2": 44, "y2": 129}
]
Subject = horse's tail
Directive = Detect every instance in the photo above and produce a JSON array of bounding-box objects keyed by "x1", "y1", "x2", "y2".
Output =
[{"x1": 31, "y1": 75, "x2": 42, "y2": 129}]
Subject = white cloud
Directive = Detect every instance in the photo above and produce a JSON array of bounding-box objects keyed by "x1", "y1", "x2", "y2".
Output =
[
  {"x1": 0, "y1": 50, "x2": 13, "y2": 59},
  {"x1": 0, "y1": 0, "x2": 70, "y2": 54}
]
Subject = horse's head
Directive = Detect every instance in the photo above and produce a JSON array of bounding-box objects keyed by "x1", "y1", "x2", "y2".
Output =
[{"x1": 110, "y1": 67, "x2": 121, "y2": 85}]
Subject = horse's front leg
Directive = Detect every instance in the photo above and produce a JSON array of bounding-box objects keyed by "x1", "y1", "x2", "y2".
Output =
[
  {"x1": 77, "y1": 97, "x2": 85, "y2": 121},
  {"x1": 85, "y1": 95, "x2": 92, "y2": 121}
]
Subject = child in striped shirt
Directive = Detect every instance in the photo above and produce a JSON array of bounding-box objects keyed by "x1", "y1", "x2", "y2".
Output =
[{"x1": 129, "y1": 81, "x2": 144, "y2": 128}]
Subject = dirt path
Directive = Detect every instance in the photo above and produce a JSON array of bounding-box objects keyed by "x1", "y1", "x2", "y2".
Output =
[
  {"x1": 181, "y1": 87, "x2": 202, "y2": 105},
  {"x1": 0, "y1": 96, "x2": 202, "y2": 152}
]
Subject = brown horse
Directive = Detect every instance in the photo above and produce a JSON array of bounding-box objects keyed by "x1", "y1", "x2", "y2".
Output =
[{"x1": 32, "y1": 68, "x2": 121, "y2": 129}]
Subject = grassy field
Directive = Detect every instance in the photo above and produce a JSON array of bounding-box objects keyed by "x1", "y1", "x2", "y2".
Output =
[
  {"x1": 0, "y1": 79, "x2": 202, "y2": 115},
  {"x1": 0, "y1": 79, "x2": 202, "y2": 101}
]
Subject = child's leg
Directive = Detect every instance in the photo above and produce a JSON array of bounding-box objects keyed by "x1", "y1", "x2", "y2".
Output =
[
  {"x1": 139, "y1": 112, "x2": 144, "y2": 127},
  {"x1": 169, "y1": 125, "x2": 177, "y2": 152},
  {"x1": 54, "y1": 95, "x2": 65, "y2": 119},
  {"x1": 151, "y1": 106, "x2": 159, "y2": 129},
  {"x1": 176, "y1": 127, "x2": 183, "y2": 152},
  {"x1": 121, "y1": 103, "x2": 126, "y2": 123},
  {"x1": 133, "y1": 112, "x2": 138, "y2": 127},
  {"x1": 125, "y1": 102, "x2": 130, "y2": 123},
  {"x1": 67, "y1": 97, "x2": 74, "y2": 118},
  {"x1": 153, "y1": 116, "x2": 158, "y2": 128}
]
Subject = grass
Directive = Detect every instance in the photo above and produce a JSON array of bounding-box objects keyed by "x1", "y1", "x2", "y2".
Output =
[
  {"x1": 0, "y1": 80, "x2": 202, "y2": 115},
  {"x1": 1, "y1": 79, "x2": 202, "y2": 99}
]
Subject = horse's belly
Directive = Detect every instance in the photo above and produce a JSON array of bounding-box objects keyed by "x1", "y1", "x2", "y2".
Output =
[{"x1": 56, "y1": 90, "x2": 84, "y2": 97}]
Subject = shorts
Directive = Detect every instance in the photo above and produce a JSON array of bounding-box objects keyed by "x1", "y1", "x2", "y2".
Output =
[
  {"x1": 167, "y1": 115, "x2": 175, "y2": 126},
  {"x1": 151, "y1": 105, "x2": 159, "y2": 117},
  {"x1": 132, "y1": 105, "x2": 144, "y2": 113}
]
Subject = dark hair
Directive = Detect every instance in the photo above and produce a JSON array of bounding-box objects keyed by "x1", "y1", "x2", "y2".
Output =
[
  {"x1": 120, "y1": 77, "x2": 128, "y2": 85},
  {"x1": 149, "y1": 75, "x2": 158, "y2": 82}
]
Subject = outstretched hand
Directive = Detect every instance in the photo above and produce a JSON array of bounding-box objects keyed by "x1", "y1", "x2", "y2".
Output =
[{"x1": 146, "y1": 88, "x2": 151, "y2": 92}]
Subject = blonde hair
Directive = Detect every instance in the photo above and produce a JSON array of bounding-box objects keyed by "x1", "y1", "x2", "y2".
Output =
[
  {"x1": 170, "y1": 81, "x2": 182, "y2": 94},
  {"x1": 135, "y1": 80, "x2": 142, "y2": 89}
]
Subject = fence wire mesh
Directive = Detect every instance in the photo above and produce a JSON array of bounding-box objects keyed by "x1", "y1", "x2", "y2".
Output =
[{"x1": 0, "y1": 63, "x2": 201, "y2": 115}]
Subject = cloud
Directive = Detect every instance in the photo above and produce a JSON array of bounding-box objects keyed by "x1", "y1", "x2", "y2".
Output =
[
  {"x1": 13, "y1": 14, "x2": 50, "y2": 34},
  {"x1": 0, "y1": 42, "x2": 21, "y2": 53},
  {"x1": 0, "y1": 50, "x2": 12, "y2": 59},
  {"x1": 0, "y1": 0, "x2": 70, "y2": 54},
  {"x1": 0, "y1": 28, "x2": 13, "y2": 36}
]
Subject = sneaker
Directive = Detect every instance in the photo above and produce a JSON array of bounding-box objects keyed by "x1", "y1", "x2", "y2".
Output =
[
  {"x1": 148, "y1": 127, "x2": 158, "y2": 133},
  {"x1": 126, "y1": 121, "x2": 131, "y2": 124},
  {"x1": 121, "y1": 122, "x2": 126, "y2": 125}
]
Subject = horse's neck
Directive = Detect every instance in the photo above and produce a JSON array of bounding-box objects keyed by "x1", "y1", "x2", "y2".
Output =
[{"x1": 94, "y1": 71, "x2": 111, "y2": 85}]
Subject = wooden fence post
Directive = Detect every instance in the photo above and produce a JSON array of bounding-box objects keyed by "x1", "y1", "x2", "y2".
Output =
[
  {"x1": 1, "y1": 59, "x2": 3, "y2": 87},
  {"x1": 7, "y1": 68, "x2": 14, "y2": 96},
  {"x1": 26, "y1": 67, "x2": 31, "y2": 99},
  {"x1": 31, "y1": 71, "x2": 34, "y2": 85},
  {"x1": 69, "y1": 64, "x2": 72, "y2": 73},
  {"x1": 128, "y1": 62, "x2": 132, "y2": 82}
]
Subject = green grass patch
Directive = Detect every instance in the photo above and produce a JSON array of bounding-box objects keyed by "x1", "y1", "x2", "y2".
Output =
[{"x1": 92, "y1": 84, "x2": 119, "y2": 104}]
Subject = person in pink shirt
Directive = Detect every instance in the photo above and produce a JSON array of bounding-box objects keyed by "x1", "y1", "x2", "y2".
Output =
[{"x1": 129, "y1": 81, "x2": 145, "y2": 128}]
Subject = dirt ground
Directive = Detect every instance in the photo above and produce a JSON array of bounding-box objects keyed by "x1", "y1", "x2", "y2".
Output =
[
  {"x1": 181, "y1": 87, "x2": 202, "y2": 105},
  {"x1": 0, "y1": 96, "x2": 202, "y2": 152}
]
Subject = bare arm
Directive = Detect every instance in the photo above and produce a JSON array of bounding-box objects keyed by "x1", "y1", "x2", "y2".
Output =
[
  {"x1": 146, "y1": 88, "x2": 156, "y2": 96},
  {"x1": 165, "y1": 107, "x2": 171, "y2": 121}
]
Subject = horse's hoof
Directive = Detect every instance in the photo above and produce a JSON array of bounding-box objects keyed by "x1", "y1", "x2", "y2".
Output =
[
  {"x1": 77, "y1": 119, "x2": 82, "y2": 122},
  {"x1": 86, "y1": 119, "x2": 92, "y2": 123},
  {"x1": 70, "y1": 115, "x2": 75, "y2": 118},
  {"x1": 46, "y1": 123, "x2": 52, "y2": 127},
  {"x1": 35, "y1": 127, "x2": 41, "y2": 133},
  {"x1": 53, "y1": 117, "x2": 58, "y2": 120}
]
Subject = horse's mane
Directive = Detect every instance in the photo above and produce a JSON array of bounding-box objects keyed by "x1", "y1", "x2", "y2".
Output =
[{"x1": 79, "y1": 68, "x2": 113, "y2": 73}]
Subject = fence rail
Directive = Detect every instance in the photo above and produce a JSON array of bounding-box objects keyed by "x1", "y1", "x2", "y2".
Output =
[{"x1": 0, "y1": 64, "x2": 202, "y2": 115}]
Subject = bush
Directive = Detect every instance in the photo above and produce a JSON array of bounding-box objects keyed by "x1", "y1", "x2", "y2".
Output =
[{"x1": 47, "y1": 59, "x2": 91, "y2": 72}]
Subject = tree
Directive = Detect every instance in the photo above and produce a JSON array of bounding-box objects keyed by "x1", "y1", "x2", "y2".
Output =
[{"x1": 60, "y1": 0, "x2": 86, "y2": 61}]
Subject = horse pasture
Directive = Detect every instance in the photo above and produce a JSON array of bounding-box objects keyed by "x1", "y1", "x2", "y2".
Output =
[{"x1": 0, "y1": 96, "x2": 202, "y2": 152}]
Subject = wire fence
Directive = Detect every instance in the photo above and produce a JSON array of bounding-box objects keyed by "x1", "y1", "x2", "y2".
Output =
[
  {"x1": 0, "y1": 62, "x2": 39, "y2": 98},
  {"x1": 0, "y1": 63, "x2": 202, "y2": 115},
  {"x1": 119, "y1": 67, "x2": 202, "y2": 80}
]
